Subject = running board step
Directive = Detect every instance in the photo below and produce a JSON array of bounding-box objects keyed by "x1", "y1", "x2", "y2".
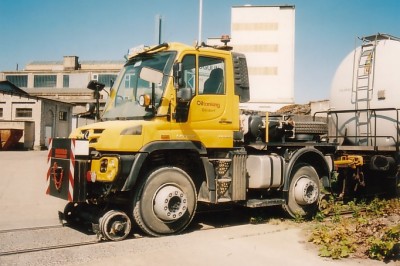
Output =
[{"x1": 244, "y1": 198, "x2": 286, "y2": 208}]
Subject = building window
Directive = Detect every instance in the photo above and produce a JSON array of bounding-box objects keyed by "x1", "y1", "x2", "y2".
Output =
[
  {"x1": 63, "y1": 75, "x2": 69, "y2": 88},
  {"x1": 34, "y1": 75, "x2": 57, "y2": 88},
  {"x1": 98, "y1": 74, "x2": 117, "y2": 87},
  {"x1": 6, "y1": 75, "x2": 28, "y2": 87},
  {"x1": 15, "y1": 108, "x2": 32, "y2": 118},
  {"x1": 0, "y1": 108, "x2": 3, "y2": 118},
  {"x1": 59, "y1": 111, "x2": 67, "y2": 121}
]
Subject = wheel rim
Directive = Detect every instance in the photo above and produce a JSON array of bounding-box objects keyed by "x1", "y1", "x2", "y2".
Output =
[
  {"x1": 294, "y1": 177, "x2": 319, "y2": 205},
  {"x1": 100, "y1": 210, "x2": 131, "y2": 241},
  {"x1": 153, "y1": 185, "x2": 188, "y2": 222}
]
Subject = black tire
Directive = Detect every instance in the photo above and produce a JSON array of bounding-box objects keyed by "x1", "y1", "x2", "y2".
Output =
[
  {"x1": 295, "y1": 121, "x2": 328, "y2": 135},
  {"x1": 133, "y1": 167, "x2": 197, "y2": 236},
  {"x1": 283, "y1": 163, "x2": 320, "y2": 218}
]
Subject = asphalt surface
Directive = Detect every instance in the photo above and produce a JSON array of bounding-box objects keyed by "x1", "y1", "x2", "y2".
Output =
[{"x1": 0, "y1": 151, "x2": 395, "y2": 266}]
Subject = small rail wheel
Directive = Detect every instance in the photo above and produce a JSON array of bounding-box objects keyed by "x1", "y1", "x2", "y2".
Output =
[
  {"x1": 99, "y1": 210, "x2": 132, "y2": 241},
  {"x1": 133, "y1": 167, "x2": 197, "y2": 237},
  {"x1": 283, "y1": 163, "x2": 320, "y2": 219}
]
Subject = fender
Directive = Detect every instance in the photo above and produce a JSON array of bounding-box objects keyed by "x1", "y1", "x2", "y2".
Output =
[
  {"x1": 283, "y1": 146, "x2": 332, "y2": 191},
  {"x1": 121, "y1": 140, "x2": 207, "y2": 191}
]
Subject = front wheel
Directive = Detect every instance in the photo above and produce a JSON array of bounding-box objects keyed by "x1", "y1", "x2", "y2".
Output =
[
  {"x1": 283, "y1": 163, "x2": 320, "y2": 218},
  {"x1": 133, "y1": 167, "x2": 197, "y2": 236}
]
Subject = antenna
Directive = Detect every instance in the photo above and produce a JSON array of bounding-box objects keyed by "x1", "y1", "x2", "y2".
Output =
[
  {"x1": 158, "y1": 15, "x2": 162, "y2": 44},
  {"x1": 155, "y1": 15, "x2": 162, "y2": 44}
]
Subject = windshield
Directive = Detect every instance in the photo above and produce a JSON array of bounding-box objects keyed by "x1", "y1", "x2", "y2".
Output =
[{"x1": 102, "y1": 51, "x2": 176, "y2": 120}]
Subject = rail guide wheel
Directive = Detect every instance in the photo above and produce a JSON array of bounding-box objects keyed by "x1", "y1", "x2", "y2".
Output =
[{"x1": 99, "y1": 210, "x2": 132, "y2": 241}]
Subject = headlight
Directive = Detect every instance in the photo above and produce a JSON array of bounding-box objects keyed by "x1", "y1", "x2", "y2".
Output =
[{"x1": 89, "y1": 156, "x2": 120, "y2": 182}]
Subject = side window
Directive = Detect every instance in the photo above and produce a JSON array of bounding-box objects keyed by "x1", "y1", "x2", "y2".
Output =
[
  {"x1": 199, "y1": 57, "x2": 225, "y2": 94},
  {"x1": 181, "y1": 55, "x2": 196, "y2": 93}
]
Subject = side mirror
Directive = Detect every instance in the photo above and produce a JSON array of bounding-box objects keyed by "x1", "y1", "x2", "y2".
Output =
[
  {"x1": 139, "y1": 66, "x2": 163, "y2": 84},
  {"x1": 173, "y1": 63, "x2": 184, "y2": 88},
  {"x1": 86, "y1": 80, "x2": 105, "y2": 121},
  {"x1": 87, "y1": 80, "x2": 105, "y2": 91},
  {"x1": 177, "y1": 87, "x2": 192, "y2": 102}
]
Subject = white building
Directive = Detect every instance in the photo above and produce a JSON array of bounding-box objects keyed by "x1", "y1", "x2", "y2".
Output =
[
  {"x1": 0, "y1": 80, "x2": 73, "y2": 150},
  {"x1": 209, "y1": 5, "x2": 296, "y2": 112}
]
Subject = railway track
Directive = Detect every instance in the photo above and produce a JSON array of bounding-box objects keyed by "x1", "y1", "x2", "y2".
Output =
[
  {"x1": 0, "y1": 224, "x2": 102, "y2": 256},
  {"x1": 0, "y1": 224, "x2": 63, "y2": 234},
  {"x1": 0, "y1": 239, "x2": 101, "y2": 256},
  {"x1": 0, "y1": 206, "x2": 368, "y2": 257}
]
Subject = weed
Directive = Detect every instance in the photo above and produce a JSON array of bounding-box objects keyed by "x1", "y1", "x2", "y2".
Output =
[
  {"x1": 368, "y1": 224, "x2": 400, "y2": 260},
  {"x1": 309, "y1": 198, "x2": 400, "y2": 261}
]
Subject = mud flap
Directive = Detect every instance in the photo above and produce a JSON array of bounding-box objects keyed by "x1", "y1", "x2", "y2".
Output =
[{"x1": 46, "y1": 138, "x2": 89, "y2": 202}]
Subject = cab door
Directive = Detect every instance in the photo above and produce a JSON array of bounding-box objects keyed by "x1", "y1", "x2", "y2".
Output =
[{"x1": 172, "y1": 53, "x2": 238, "y2": 148}]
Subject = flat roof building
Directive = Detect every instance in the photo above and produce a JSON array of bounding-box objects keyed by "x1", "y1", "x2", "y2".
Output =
[{"x1": 0, "y1": 56, "x2": 124, "y2": 115}]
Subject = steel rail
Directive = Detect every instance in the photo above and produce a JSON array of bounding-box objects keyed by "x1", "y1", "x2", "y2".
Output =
[
  {"x1": 0, "y1": 224, "x2": 63, "y2": 234},
  {"x1": 0, "y1": 240, "x2": 100, "y2": 256}
]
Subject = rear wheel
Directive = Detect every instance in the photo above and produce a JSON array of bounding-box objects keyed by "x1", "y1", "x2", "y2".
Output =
[
  {"x1": 283, "y1": 163, "x2": 320, "y2": 218},
  {"x1": 133, "y1": 167, "x2": 197, "y2": 236}
]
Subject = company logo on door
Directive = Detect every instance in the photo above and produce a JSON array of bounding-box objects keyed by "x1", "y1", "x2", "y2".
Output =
[{"x1": 197, "y1": 100, "x2": 220, "y2": 112}]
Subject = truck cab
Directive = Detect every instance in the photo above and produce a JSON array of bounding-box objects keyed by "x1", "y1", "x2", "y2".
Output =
[{"x1": 72, "y1": 42, "x2": 249, "y2": 151}]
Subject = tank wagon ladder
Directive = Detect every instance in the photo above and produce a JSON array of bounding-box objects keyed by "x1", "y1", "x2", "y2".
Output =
[{"x1": 353, "y1": 35, "x2": 377, "y2": 145}]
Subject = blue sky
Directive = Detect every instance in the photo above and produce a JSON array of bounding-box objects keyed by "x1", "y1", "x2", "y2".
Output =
[{"x1": 1, "y1": 0, "x2": 399, "y2": 103}]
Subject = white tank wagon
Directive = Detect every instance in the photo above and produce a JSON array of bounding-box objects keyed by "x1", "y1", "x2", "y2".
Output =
[
  {"x1": 326, "y1": 33, "x2": 400, "y2": 199},
  {"x1": 329, "y1": 33, "x2": 400, "y2": 147}
]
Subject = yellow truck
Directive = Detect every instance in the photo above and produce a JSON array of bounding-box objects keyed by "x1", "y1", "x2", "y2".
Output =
[{"x1": 46, "y1": 41, "x2": 336, "y2": 241}]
